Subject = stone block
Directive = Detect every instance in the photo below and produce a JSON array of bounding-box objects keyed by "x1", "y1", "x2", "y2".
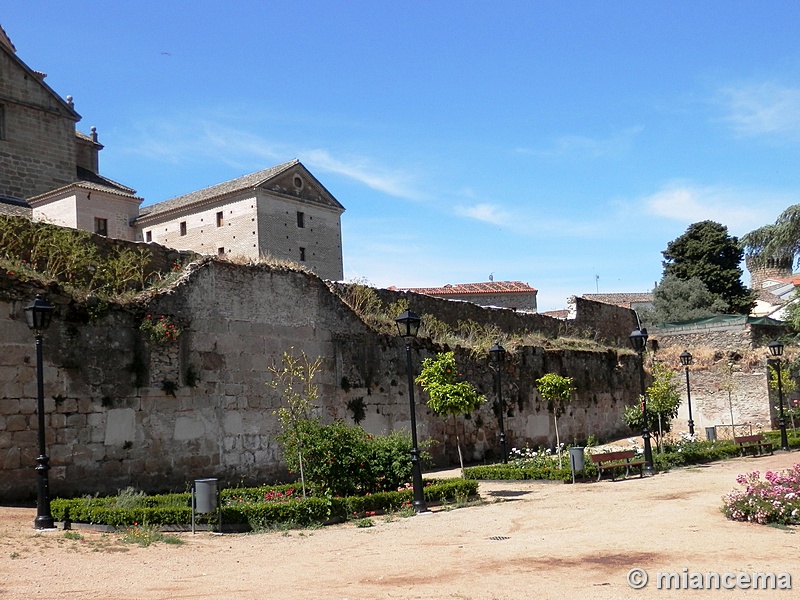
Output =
[
  {"x1": 6, "y1": 414, "x2": 28, "y2": 432},
  {"x1": 18, "y1": 398, "x2": 37, "y2": 415},
  {"x1": 104, "y1": 408, "x2": 136, "y2": 446},
  {"x1": 0, "y1": 398, "x2": 20, "y2": 416},
  {"x1": 50, "y1": 413, "x2": 67, "y2": 429},
  {"x1": 1, "y1": 447, "x2": 21, "y2": 469}
]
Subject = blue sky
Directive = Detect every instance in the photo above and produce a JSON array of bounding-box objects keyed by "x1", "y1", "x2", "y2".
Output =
[{"x1": 5, "y1": 2, "x2": 800, "y2": 311}]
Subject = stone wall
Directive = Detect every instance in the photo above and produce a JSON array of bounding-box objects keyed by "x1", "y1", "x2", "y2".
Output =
[{"x1": 0, "y1": 260, "x2": 643, "y2": 500}]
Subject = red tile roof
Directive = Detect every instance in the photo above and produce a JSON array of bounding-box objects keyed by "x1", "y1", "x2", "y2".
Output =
[{"x1": 400, "y1": 281, "x2": 537, "y2": 295}]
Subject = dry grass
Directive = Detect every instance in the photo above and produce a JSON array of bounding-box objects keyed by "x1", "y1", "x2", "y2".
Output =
[{"x1": 654, "y1": 344, "x2": 786, "y2": 373}]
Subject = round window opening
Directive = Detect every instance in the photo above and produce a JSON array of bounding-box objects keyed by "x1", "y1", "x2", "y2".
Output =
[{"x1": 293, "y1": 175, "x2": 303, "y2": 190}]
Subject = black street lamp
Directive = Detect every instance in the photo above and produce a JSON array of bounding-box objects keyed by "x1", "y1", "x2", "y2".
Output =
[
  {"x1": 488, "y1": 343, "x2": 507, "y2": 464},
  {"x1": 629, "y1": 328, "x2": 654, "y2": 474},
  {"x1": 395, "y1": 309, "x2": 428, "y2": 513},
  {"x1": 679, "y1": 350, "x2": 695, "y2": 436},
  {"x1": 24, "y1": 294, "x2": 55, "y2": 529},
  {"x1": 769, "y1": 340, "x2": 790, "y2": 451}
]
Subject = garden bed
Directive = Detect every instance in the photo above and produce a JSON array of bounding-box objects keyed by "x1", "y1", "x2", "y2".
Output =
[{"x1": 50, "y1": 479, "x2": 478, "y2": 530}]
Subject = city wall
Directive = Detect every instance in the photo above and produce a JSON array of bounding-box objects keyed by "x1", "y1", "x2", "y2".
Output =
[{"x1": 0, "y1": 260, "x2": 668, "y2": 500}]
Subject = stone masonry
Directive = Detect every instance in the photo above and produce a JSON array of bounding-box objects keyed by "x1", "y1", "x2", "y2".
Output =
[{"x1": 1, "y1": 260, "x2": 645, "y2": 500}]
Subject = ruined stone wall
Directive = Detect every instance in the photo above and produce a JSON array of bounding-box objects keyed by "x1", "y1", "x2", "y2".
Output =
[{"x1": 1, "y1": 261, "x2": 643, "y2": 500}]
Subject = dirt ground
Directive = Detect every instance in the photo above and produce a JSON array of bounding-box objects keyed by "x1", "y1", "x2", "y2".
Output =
[{"x1": 2, "y1": 452, "x2": 800, "y2": 600}]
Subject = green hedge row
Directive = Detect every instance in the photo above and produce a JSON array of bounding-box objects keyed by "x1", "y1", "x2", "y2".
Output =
[
  {"x1": 463, "y1": 464, "x2": 579, "y2": 482},
  {"x1": 50, "y1": 479, "x2": 479, "y2": 528}
]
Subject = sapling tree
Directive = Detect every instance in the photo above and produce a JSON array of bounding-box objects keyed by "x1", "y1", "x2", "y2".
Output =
[
  {"x1": 416, "y1": 351, "x2": 485, "y2": 473},
  {"x1": 268, "y1": 348, "x2": 322, "y2": 497},
  {"x1": 623, "y1": 362, "x2": 681, "y2": 451},
  {"x1": 536, "y1": 373, "x2": 575, "y2": 468},
  {"x1": 769, "y1": 361, "x2": 797, "y2": 430}
]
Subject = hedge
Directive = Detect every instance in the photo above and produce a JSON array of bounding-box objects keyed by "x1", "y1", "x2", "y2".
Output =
[{"x1": 49, "y1": 479, "x2": 479, "y2": 529}]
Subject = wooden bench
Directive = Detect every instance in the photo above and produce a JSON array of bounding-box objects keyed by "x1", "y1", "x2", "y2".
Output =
[
  {"x1": 590, "y1": 450, "x2": 645, "y2": 481},
  {"x1": 734, "y1": 434, "x2": 774, "y2": 457}
]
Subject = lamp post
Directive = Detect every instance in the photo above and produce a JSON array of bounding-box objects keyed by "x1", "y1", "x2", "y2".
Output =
[
  {"x1": 24, "y1": 294, "x2": 55, "y2": 529},
  {"x1": 629, "y1": 328, "x2": 654, "y2": 474},
  {"x1": 489, "y1": 343, "x2": 507, "y2": 464},
  {"x1": 395, "y1": 309, "x2": 428, "y2": 513},
  {"x1": 679, "y1": 350, "x2": 695, "y2": 436},
  {"x1": 769, "y1": 340, "x2": 790, "y2": 451}
]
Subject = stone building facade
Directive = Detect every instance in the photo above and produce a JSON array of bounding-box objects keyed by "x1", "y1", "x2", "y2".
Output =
[
  {"x1": 0, "y1": 29, "x2": 87, "y2": 201},
  {"x1": 0, "y1": 25, "x2": 345, "y2": 281}
]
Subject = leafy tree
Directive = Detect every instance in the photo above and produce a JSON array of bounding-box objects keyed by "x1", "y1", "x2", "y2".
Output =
[
  {"x1": 661, "y1": 221, "x2": 754, "y2": 315},
  {"x1": 269, "y1": 349, "x2": 322, "y2": 497},
  {"x1": 622, "y1": 362, "x2": 682, "y2": 450},
  {"x1": 536, "y1": 373, "x2": 575, "y2": 468},
  {"x1": 742, "y1": 204, "x2": 800, "y2": 270},
  {"x1": 416, "y1": 351, "x2": 485, "y2": 472},
  {"x1": 644, "y1": 275, "x2": 729, "y2": 324}
]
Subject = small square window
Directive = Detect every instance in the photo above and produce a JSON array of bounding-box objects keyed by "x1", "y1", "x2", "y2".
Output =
[
  {"x1": 94, "y1": 217, "x2": 108, "y2": 237},
  {"x1": 217, "y1": 247, "x2": 225, "y2": 256},
  {"x1": 180, "y1": 221, "x2": 187, "y2": 236},
  {"x1": 145, "y1": 231, "x2": 152, "y2": 242},
  {"x1": 297, "y1": 211, "x2": 305, "y2": 228},
  {"x1": 216, "y1": 211, "x2": 224, "y2": 227},
  {"x1": 299, "y1": 247, "x2": 306, "y2": 261}
]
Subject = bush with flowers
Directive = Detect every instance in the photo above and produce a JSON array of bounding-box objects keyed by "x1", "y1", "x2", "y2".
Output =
[
  {"x1": 722, "y1": 464, "x2": 800, "y2": 524},
  {"x1": 140, "y1": 314, "x2": 181, "y2": 344}
]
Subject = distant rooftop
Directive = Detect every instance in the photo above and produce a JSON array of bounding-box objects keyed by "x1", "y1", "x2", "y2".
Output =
[
  {"x1": 400, "y1": 281, "x2": 537, "y2": 295},
  {"x1": 583, "y1": 292, "x2": 653, "y2": 309}
]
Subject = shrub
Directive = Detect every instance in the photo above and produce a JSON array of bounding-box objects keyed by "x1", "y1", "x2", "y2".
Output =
[
  {"x1": 50, "y1": 479, "x2": 478, "y2": 528},
  {"x1": 722, "y1": 464, "x2": 800, "y2": 524}
]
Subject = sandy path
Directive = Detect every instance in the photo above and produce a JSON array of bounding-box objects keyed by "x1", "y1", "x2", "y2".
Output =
[{"x1": 2, "y1": 452, "x2": 799, "y2": 599}]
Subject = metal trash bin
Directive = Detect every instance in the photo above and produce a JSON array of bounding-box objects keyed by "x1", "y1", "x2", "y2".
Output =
[
  {"x1": 705, "y1": 427, "x2": 716, "y2": 442},
  {"x1": 192, "y1": 478, "x2": 221, "y2": 534},
  {"x1": 194, "y1": 478, "x2": 218, "y2": 514},
  {"x1": 569, "y1": 447, "x2": 585, "y2": 483}
]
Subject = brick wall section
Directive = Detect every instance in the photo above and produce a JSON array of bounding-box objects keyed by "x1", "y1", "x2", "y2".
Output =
[
  {"x1": 0, "y1": 49, "x2": 78, "y2": 200},
  {"x1": 0, "y1": 261, "x2": 642, "y2": 500}
]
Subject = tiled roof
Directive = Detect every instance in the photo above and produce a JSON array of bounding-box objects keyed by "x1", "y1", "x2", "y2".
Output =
[
  {"x1": 136, "y1": 159, "x2": 342, "y2": 221},
  {"x1": 583, "y1": 293, "x2": 653, "y2": 307},
  {"x1": 541, "y1": 309, "x2": 569, "y2": 319},
  {"x1": 28, "y1": 167, "x2": 140, "y2": 203},
  {"x1": 402, "y1": 281, "x2": 537, "y2": 295},
  {"x1": 0, "y1": 195, "x2": 32, "y2": 218}
]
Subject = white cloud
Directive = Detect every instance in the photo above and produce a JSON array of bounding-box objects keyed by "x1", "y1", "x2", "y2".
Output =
[
  {"x1": 301, "y1": 149, "x2": 424, "y2": 201},
  {"x1": 121, "y1": 118, "x2": 426, "y2": 201},
  {"x1": 454, "y1": 203, "x2": 509, "y2": 225},
  {"x1": 517, "y1": 127, "x2": 642, "y2": 158},
  {"x1": 719, "y1": 82, "x2": 800, "y2": 139},
  {"x1": 642, "y1": 182, "x2": 794, "y2": 234}
]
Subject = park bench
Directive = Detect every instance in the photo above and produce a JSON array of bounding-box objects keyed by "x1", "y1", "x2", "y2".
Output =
[
  {"x1": 733, "y1": 434, "x2": 774, "y2": 457},
  {"x1": 590, "y1": 450, "x2": 645, "y2": 481}
]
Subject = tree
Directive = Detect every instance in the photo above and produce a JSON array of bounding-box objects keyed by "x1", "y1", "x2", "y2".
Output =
[
  {"x1": 268, "y1": 349, "x2": 322, "y2": 497},
  {"x1": 535, "y1": 373, "x2": 575, "y2": 468},
  {"x1": 622, "y1": 362, "x2": 682, "y2": 450},
  {"x1": 742, "y1": 204, "x2": 800, "y2": 270},
  {"x1": 661, "y1": 221, "x2": 754, "y2": 315},
  {"x1": 416, "y1": 351, "x2": 485, "y2": 472},
  {"x1": 644, "y1": 275, "x2": 729, "y2": 324}
]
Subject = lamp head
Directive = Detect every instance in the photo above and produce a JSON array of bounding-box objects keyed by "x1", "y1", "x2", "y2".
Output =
[
  {"x1": 24, "y1": 294, "x2": 54, "y2": 333},
  {"x1": 769, "y1": 340, "x2": 784, "y2": 358},
  {"x1": 679, "y1": 350, "x2": 693, "y2": 367},
  {"x1": 489, "y1": 342, "x2": 506, "y2": 362},
  {"x1": 395, "y1": 310, "x2": 421, "y2": 338},
  {"x1": 629, "y1": 328, "x2": 648, "y2": 353}
]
